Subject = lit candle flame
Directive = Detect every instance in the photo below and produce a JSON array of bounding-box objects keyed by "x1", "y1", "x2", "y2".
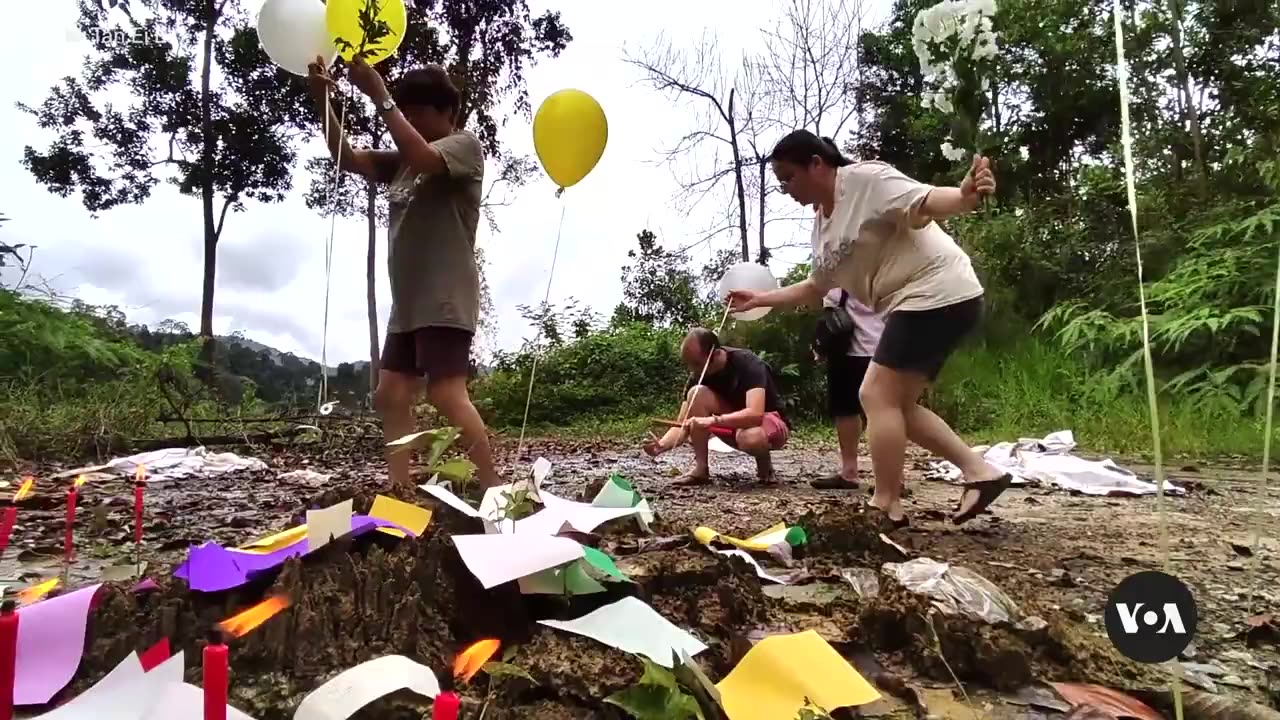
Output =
[
  {"x1": 18, "y1": 578, "x2": 59, "y2": 604},
  {"x1": 134, "y1": 465, "x2": 146, "y2": 483},
  {"x1": 217, "y1": 594, "x2": 291, "y2": 639},
  {"x1": 72, "y1": 475, "x2": 87, "y2": 490},
  {"x1": 453, "y1": 638, "x2": 500, "y2": 684},
  {"x1": 12, "y1": 478, "x2": 33, "y2": 503}
]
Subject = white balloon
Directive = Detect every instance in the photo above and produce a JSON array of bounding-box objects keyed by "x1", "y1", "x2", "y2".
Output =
[
  {"x1": 257, "y1": 0, "x2": 337, "y2": 77},
  {"x1": 717, "y1": 262, "x2": 779, "y2": 322}
]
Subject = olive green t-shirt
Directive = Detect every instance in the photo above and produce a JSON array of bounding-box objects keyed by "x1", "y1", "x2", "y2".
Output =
[{"x1": 380, "y1": 130, "x2": 485, "y2": 335}]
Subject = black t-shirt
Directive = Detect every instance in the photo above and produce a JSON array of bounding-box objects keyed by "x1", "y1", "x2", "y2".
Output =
[{"x1": 685, "y1": 347, "x2": 789, "y2": 428}]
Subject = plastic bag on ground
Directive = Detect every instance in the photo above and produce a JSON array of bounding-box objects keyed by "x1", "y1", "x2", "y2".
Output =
[{"x1": 883, "y1": 557, "x2": 1021, "y2": 626}]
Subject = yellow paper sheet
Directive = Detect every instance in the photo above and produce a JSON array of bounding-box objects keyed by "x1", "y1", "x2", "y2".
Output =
[
  {"x1": 369, "y1": 495, "x2": 432, "y2": 538},
  {"x1": 692, "y1": 522, "x2": 787, "y2": 553},
  {"x1": 716, "y1": 630, "x2": 879, "y2": 719},
  {"x1": 238, "y1": 525, "x2": 308, "y2": 554}
]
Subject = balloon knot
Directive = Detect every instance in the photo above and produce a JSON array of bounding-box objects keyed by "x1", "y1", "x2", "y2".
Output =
[{"x1": 555, "y1": 187, "x2": 565, "y2": 199}]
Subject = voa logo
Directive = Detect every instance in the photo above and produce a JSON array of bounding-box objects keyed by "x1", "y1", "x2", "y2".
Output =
[{"x1": 1104, "y1": 570, "x2": 1198, "y2": 664}]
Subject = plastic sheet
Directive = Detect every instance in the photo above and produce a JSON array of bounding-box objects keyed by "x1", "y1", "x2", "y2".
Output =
[{"x1": 883, "y1": 558, "x2": 1021, "y2": 625}]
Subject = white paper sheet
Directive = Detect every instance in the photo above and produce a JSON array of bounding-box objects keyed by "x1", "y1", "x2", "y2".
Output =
[
  {"x1": 518, "y1": 492, "x2": 644, "y2": 534},
  {"x1": 708, "y1": 437, "x2": 737, "y2": 454},
  {"x1": 138, "y1": 681, "x2": 258, "y2": 720},
  {"x1": 927, "y1": 429, "x2": 1185, "y2": 496},
  {"x1": 306, "y1": 499, "x2": 353, "y2": 550},
  {"x1": 714, "y1": 548, "x2": 788, "y2": 584},
  {"x1": 292, "y1": 655, "x2": 440, "y2": 720},
  {"x1": 34, "y1": 651, "x2": 186, "y2": 720},
  {"x1": 537, "y1": 596, "x2": 707, "y2": 668},
  {"x1": 419, "y1": 480, "x2": 482, "y2": 518},
  {"x1": 453, "y1": 534, "x2": 585, "y2": 588},
  {"x1": 532, "y1": 457, "x2": 553, "y2": 485}
]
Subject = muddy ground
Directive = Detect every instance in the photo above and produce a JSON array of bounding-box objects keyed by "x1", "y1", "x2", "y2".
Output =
[{"x1": 4, "y1": 433, "x2": 1279, "y2": 719}]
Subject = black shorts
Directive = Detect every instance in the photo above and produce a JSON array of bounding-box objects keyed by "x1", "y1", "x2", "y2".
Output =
[
  {"x1": 381, "y1": 326, "x2": 473, "y2": 380},
  {"x1": 827, "y1": 354, "x2": 871, "y2": 420},
  {"x1": 873, "y1": 296, "x2": 983, "y2": 381}
]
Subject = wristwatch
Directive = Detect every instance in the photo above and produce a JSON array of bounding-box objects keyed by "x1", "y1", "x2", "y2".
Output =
[{"x1": 378, "y1": 96, "x2": 396, "y2": 113}]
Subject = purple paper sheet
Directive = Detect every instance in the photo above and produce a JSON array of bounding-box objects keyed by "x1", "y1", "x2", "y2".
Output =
[
  {"x1": 16, "y1": 583, "x2": 103, "y2": 705},
  {"x1": 175, "y1": 515, "x2": 414, "y2": 592}
]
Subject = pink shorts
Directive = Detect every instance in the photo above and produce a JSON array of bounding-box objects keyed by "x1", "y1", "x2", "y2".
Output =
[{"x1": 710, "y1": 411, "x2": 790, "y2": 450}]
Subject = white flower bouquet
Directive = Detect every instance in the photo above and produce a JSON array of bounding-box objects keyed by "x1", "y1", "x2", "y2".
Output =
[{"x1": 912, "y1": 0, "x2": 1000, "y2": 163}]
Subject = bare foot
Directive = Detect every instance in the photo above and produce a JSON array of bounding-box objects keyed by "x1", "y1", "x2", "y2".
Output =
[
  {"x1": 673, "y1": 471, "x2": 712, "y2": 487},
  {"x1": 868, "y1": 495, "x2": 907, "y2": 525},
  {"x1": 755, "y1": 454, "x2": 777, "y2": 484}
]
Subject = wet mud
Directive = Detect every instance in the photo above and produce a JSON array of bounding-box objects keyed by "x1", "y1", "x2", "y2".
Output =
[{"x1": 8, "y1": 437, "x2": 1279, "y2": 718}]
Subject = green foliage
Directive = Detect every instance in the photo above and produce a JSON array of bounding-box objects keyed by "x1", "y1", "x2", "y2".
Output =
[
  {"x1": 604, "y1": 658, "x2": 704, "y2": 720},
  {"x1": 473, "y1": 321, "x2": 688, "y2": 428}
]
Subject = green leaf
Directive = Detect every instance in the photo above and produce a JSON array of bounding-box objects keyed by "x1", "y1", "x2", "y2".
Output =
[
  {"x1": 636, "y1": 657, "x2": 680, "y2": 692},
  {"x1": 433, "y1": 458, "x2": 476, "y2": 480},
  {"x1": 425, "y1": 426, "x2": 462, "y2": 467},
  {"x1": 480, "y1": 661, "x2": 538, "y2": 685},
  {"x1": 604, "y1": 685, "x2": 703, "y2": 720}
]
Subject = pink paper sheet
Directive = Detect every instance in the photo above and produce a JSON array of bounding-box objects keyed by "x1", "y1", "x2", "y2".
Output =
[{"x1": 16, "y1": 583, "x2": 103, "y2": 705}]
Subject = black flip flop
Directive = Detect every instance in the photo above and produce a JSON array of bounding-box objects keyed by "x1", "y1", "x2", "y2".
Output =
[
  {"x1": 951, "y1": 474, "x2": 1013, "y2": 525},
  {"x1": 811, "y1": 474, "x2": 859, "y2": 490}
]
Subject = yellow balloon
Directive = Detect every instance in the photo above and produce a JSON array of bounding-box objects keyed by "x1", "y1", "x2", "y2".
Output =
[
  {"x1": 326, "y1": 0, "x2": 407, "y2": 65},
  {"x1": 533, "y1": 89, "x2": 608, "y2": 191}
]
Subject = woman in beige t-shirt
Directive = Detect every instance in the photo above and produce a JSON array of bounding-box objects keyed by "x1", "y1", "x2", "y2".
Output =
[{"x1": 728, "y1": 130, "x2": 1012, "y2": 528}]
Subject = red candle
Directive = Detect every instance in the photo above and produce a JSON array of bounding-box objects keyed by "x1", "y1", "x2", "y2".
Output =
[
  {"x1": 0, "y1": 507, "x2": 16, "y2": 558},
  {"x1": 133, "y1": 482, "x2": 144, "y2": 545},
  {"x1": 64, "y1": 488, "x2": 77, "y2": 564},
  {"x1": 0, "y1": 600, "x2": 19, "y2": 720},
  {"x1": 431, "y1": 691, "x2": 459, "y2": 720},
  {"x1": 203, "y1": 630, "x2": 228, "y2": 720}
]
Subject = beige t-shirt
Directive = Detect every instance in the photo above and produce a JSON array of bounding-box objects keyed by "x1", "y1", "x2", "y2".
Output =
[
  {"x1": 381, "y1": 130, "x2": 485, "y2": 334},
  {"x1": 809, "y1": 161, "x2": 984, "y2": 314}
]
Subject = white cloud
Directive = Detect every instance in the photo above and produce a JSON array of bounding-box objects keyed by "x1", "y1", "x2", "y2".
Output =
[{"x1": 0, "y1": 0, "x2": 889, "y2": 366}]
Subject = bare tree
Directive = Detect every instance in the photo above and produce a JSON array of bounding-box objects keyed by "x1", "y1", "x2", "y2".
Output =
[
  {"x1": 759, "y1": 0, "x2": 869, "y2": 139},
  {"x1": 624, "y1": 33, "x2": 768, "y2": 261}
]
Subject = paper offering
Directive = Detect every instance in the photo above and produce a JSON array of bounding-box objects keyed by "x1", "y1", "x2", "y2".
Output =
[
  {"x1": 452, "y1": 533, "x2": 585, "y2": 588},
  {"x1": 715, "y1": 630, "x2": 879, "y2": 720},
  {"x1": 537, "y1": 596, "x2": 707, "y2": 668},
  {"x1": 306, "y1": 499, "x2": 354, "y2": 550},
  {"x1": 292, "y1": 655, "x2": 441, "y2": 720}
]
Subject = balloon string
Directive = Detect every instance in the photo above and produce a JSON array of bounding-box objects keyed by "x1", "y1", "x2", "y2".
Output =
[
  {"x1": 515, "y1": 196, "x2": 569, "y2": 460},
  {"x1": 676, "y1": 301, "x2": 734, "y2": 424},
  {"x1": 318, "y1": 86, "x2": 351, "y2": 412},
  {"x1": 1112, "y1": 3, "x2": 1182, "y2": 717},
  {"x1": 1252, "y1": 212, "x2": 1280, "y2": 605}
]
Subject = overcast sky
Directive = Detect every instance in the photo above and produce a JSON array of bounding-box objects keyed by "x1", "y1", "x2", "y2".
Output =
[{"x1": 0, "y1": 0, "x2": 889, "y2": 366}]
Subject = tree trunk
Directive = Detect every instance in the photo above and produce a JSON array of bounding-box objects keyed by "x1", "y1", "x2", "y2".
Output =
[
  {"x1": 365, "y1": 179, "x2": 381, "y2": 398},
  {"x1": 1167, "y1": 0, "x2": 1207, "y2": 198},
  {"x1": 726, "y1": 88, "x2": 749, "y2": 261},
  {"x1": 198, "y1": 0, "x2": 218, "y2": 339},
  {"x1": 757, "y1": 157, "x2": 768, "y2": 263}
]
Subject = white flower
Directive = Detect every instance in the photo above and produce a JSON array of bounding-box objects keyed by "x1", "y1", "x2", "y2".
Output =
[
  {"x1": 1015, "y1": 207, "x2": 1025, "y2": 217},
  {"x1": 1019, "y1": 146, "x2": 1029, "y2": 160},
  {"x1": 941, "y1": 141, "x2": 967, "y2": 162}
]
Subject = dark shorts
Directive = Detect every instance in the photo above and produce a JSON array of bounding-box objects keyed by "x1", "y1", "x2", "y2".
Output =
[
  {"x1": 827, "y1": 354, "x2": 872, "y2": 420},
  {"x1": 381, "y1": 326, "x2": 473, "y2": 380},
  {"x1": 873, "y1": 296, "x2": 983, "y2": 381}
]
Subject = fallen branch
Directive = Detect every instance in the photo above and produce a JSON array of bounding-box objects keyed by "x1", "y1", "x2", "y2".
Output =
[{"x1": 133, "y1": 426, "x2": 314, "y2": 451}]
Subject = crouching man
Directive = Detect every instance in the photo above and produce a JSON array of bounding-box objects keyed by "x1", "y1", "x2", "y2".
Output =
[{"x1": 643, "y1": 328, "x2": 791, "y2": 485}]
